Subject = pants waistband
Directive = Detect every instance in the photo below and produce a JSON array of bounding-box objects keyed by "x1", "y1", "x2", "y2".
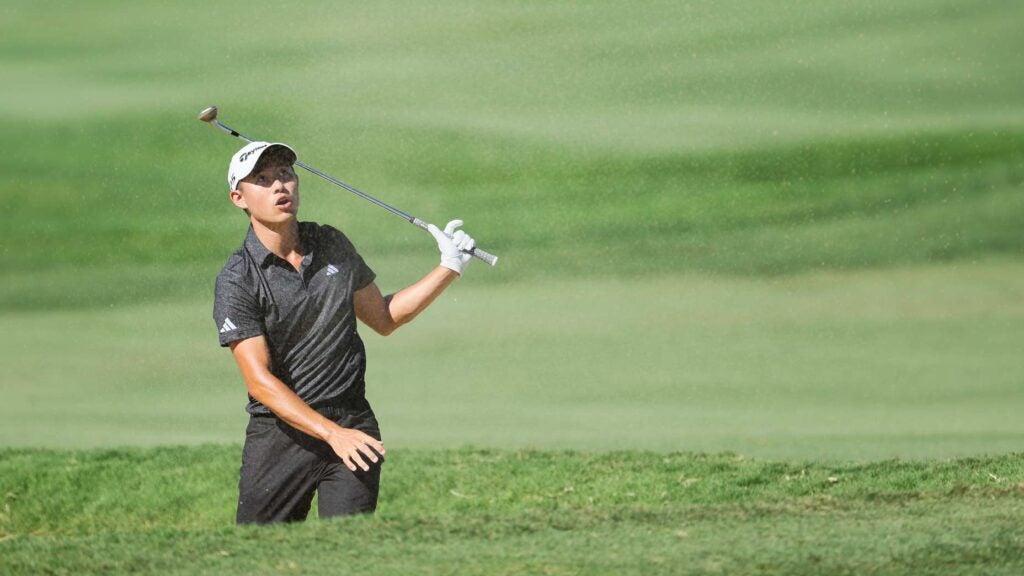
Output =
[
  {"x1": 250, "y1": 397, "x2": 371, "y2": 421},
  {"x1": 315, "y1": 403, "x2": 361, "y2": 420}
]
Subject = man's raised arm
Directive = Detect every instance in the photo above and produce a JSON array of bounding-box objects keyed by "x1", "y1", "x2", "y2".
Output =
[{"x1": 354, "y1": 219, "x2": 475, "y2": 336}]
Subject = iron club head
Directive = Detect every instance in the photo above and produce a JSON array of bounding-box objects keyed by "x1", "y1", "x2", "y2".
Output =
[{"x1": 198, "y1": 106, "x2": 219, "y2": 123}]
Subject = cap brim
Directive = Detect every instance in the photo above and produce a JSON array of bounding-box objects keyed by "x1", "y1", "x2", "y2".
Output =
[{"x1": 259, "y1": 144, "x2": 297, "y2": 165}]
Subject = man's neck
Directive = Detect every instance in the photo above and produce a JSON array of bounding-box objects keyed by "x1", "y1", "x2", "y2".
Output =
[{"x1": 251, "y1": 218, "x2": 303, "y2": 261}]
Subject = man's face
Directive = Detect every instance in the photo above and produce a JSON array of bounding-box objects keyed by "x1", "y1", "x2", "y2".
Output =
[{"x1": 230, "y1": 161, "x2": 299, "y2": 224}]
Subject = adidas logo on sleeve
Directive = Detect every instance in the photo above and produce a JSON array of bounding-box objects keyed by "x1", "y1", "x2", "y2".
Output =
[
  {"x1": 219, "y1": 318, "x2": 238, "y2": 334},
  {"x1": 326, "y1": 264, "x2": 339, "y2": 276}
]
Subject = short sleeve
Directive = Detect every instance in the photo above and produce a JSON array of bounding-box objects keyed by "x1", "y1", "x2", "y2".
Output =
[
  {"x1": 351, "y1": 248, "x2": 376, "y2": 291},
  {"x1": 322, "y1": 224, "x2": 376, "y2": 291},
  {"x1": 213, "y1": 271, "x2": 265, "y2": 347}
]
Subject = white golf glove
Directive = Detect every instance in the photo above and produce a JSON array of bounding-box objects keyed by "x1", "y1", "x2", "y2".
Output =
[{"x1": 428, "y1": 219, "x2": 475, "y2": 275}]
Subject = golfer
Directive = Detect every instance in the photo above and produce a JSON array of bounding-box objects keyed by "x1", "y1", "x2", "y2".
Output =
[{"x1": 213, "y1": 141, "x2": 475, "y2": 524}]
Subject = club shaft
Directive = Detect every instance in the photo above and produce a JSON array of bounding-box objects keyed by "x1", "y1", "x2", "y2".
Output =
[
  {"x1": 296, "y1": 161, "x2": 417, "y2": 223},
  {"x1": 208, "y1": 117, "x2": 498, "y2": 266}
]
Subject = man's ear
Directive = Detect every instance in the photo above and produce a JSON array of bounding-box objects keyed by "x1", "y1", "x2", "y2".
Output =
[{"x1": 229, "y1": 188, "x2": 248, "y2": 211}]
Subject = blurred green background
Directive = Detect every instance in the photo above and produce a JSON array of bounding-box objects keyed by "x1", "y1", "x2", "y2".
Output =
[{"x1": 1, "y1": 0, "x2": 1022, "y2": 459}]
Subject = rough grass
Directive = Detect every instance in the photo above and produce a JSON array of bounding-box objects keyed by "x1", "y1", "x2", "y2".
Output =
[{"x1": 1, "y1": 446, "x2": 1023, "y2": 575}]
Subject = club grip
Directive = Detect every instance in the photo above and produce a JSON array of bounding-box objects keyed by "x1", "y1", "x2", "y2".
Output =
[
  {"x1": 412, "y1": 217, "x2": 499, "y2": 267},
  {"x1": 468, "y1": 246, "x2": 499, "y2": 266}
]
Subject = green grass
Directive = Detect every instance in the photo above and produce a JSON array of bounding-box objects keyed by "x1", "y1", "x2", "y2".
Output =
[
  {"x1": 2, "y1": 0, "x2": 1024, "y2": 309},
  {"x1": 3, "y1": 260, "x2": 1023, "y2": 460},
  {"x1": 2, "y1": 446, "x2": 1023, "y2": 575},
  {"x1": 3, "y1": 1, "x2": 1023, "y2": 572}
]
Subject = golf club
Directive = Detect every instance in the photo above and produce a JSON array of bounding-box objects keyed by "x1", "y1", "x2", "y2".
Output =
[{"x1": 198, "y1": 106, "x2": 498, "y2": 266}]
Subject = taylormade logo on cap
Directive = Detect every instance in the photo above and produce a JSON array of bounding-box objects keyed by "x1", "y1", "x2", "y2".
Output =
[
  {"x1": 239, "y1": 143, "x2": 268, "y2": 163},
  {"x1": 227, "y1": 141, "x2": 297, "y2": 190}
]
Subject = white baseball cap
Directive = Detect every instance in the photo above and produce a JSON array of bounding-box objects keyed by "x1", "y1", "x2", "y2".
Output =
[{"x1": 227, "y1": 141, "x2": 297, "y2": 190}]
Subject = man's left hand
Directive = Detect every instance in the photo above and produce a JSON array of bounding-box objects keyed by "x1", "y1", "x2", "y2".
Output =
[{"x1": 428, "y1": 219, "x2": 475, "y2": 275}]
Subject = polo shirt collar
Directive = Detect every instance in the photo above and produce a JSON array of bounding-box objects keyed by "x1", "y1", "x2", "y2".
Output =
[{"x1": 244, "y1": 223, "x2": 317, "y2": 268}]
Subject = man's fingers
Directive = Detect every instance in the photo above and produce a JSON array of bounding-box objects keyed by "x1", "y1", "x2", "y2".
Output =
[
  {"x1": 443, "y1": 219, "x2": 464, "y2": 236},
  {"x1": 363, "y1": 436, "x2": 386, "y2": 457},
  {"x1": 354, "y1": 431, "x2": 385, "y2": 454},
  {"x1": 356, "y1": 442, "x2": 380, "y2": 463},
  {"x1": 341, "y1": 454, "x2": 357, "y2": 472},
  {"x1": 426, "y1": 223, "x2": 445, "y2": 242},
  {"x1": 347, "y1": 449, "x2": 370, "y2": 472},
  {"x1": 328, "y1": 426, "x2": 385, "y2": 471}
]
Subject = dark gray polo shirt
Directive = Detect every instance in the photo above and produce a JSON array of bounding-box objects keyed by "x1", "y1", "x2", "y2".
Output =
[{"x1": 213, "y1": 221, "x2": 376, "y2": 415}]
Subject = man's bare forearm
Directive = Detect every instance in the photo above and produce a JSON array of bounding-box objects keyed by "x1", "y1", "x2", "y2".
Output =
[
  {"x1": 231, "y1": 337, "x2": 335, "y2": 441},
  {"x1": 386, "y1": 265, "x2": 459, "y2": 327},
  {"x1": 246, "y1": 370, "x2": 336, "y2": 439},
  {"x1": 230, "y1": 336, "x2": 385, "y2": 471}
]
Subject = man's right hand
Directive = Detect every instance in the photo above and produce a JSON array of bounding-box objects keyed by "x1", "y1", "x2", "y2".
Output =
[{"x1": 324, "y1": 425, "x2": 386, "y2": 472}]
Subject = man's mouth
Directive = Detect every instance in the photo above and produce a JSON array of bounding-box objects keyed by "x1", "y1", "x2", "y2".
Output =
[{"x1": 275, "y1": 196, "x2": 293, "y2": 209}]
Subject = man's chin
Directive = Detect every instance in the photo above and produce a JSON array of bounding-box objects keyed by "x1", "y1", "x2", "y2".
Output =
[{"x1": 252, "y1": 211, "x2": 298, "y2": 228}]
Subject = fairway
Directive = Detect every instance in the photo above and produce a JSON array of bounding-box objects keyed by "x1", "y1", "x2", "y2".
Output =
[
  {"x1": 3, "y1": 260, "x2": 1023, "y2": 460},
  {"x1": 2, "y1": 0, "x2": 1023, "y2": 573}
]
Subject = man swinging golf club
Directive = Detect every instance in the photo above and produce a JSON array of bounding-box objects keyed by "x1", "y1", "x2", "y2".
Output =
[{"x1": 213, "y1": 140, "x2": 475, "y2": 524}]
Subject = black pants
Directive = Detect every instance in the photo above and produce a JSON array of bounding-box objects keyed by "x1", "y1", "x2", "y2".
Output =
[{"x1": 236, "y1": 404, "x2": 383, "y2": 525}]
